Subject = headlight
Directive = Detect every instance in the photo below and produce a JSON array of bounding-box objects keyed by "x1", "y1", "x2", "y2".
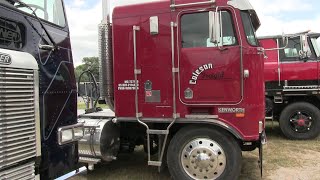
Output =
[
  {"x1": 74, "y1": 126, "x2": 85, "y2": 139},
  {"x1": 58, "y1": 123, "x2": 84, "y2": 145}
]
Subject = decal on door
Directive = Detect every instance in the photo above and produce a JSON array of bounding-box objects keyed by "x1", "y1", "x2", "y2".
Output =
[{"x1": 189, "y1": 63, "x2": 213, "y2": 85}]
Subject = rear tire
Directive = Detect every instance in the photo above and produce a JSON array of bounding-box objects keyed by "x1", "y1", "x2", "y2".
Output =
[
  {"x1": 167, "y1": 126, "x2": 241, "y2": 180},
  {"x1": 279, "y1": 102, "x2": 320, "y2": 140}
]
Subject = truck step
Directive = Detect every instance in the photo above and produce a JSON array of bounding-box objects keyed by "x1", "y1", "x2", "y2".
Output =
[
  {"x1": 148, "y1": 161, "x2": 162, "y2": 166},
  {"x1": 274, "y1": 96, "x2": 283, "y2": 104},
  {"x1": 79, "y1": 157, "x2": 101, "y2": 164},
  {"x1": 147, "y1": 129, "x2": 169, "y2": 135},
  {"x1": 265, "y1": 116, "x2": 273, "y2": 120}
]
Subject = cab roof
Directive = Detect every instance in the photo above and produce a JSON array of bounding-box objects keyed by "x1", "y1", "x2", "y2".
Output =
[
  {"x1": 258, "y1": 32, "x2": 320, "y2": 40},
  {"x1": 113, "y1": 0, "x2": 258, "y2": 19}
]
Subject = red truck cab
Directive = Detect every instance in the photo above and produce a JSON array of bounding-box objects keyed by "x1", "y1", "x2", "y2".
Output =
[
  {"x1": 260, "y1": 32, "x2": 320, "y2": 139},
  {"x1": 78, "y1": 0, "x2": 266, "y2": 179}
]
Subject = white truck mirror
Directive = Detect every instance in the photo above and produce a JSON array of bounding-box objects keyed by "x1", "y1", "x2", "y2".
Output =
[
  {"x1": 209, "y1": 10, "x2": 221, "y2": 46},
  {"x1": 300, "y1": 35, "x2": 311, "y2": 59}
]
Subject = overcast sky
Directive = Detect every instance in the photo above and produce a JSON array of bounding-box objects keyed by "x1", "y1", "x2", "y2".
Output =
[{"x1": 64, "y1": 0, "x2": 320, "y2": 66}]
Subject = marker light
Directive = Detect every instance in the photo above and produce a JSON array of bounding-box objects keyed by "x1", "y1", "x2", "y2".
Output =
[{"x1": 58, "y1": 123, "x2": 84, "y2": 145}]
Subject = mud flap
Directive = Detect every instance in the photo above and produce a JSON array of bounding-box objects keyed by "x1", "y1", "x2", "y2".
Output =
[{"x1": 258, "y1": 131, "x2": 267, "y2": 177}]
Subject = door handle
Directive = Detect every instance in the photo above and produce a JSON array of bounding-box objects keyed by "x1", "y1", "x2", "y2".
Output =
[{"x1": 244, "y1": 70, "x2": 250, "y2": 78}]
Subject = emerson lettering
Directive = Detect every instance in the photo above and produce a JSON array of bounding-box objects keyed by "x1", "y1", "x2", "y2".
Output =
[{"x1": 189, "y1": 63, "x2": 213, "y2": 85}]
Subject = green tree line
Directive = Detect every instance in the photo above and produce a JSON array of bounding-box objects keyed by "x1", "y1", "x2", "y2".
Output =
[{"x1": 75, "y1": 57, "x2": 99, "y2": 82}]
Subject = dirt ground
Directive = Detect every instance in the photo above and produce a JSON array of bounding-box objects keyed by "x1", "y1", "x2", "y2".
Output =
[{"x1": 72, "y1": 121, "x2": 320, "y2": 180}]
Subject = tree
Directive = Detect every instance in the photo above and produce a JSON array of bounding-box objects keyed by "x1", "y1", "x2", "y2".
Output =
[{"x1": 75, "y1": 57, "x2": 100, "y2": 82}]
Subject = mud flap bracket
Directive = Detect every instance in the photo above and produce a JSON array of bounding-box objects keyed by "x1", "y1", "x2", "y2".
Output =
[{"x1": 258, "y1": 131, "x2": 267, "y2": 177}]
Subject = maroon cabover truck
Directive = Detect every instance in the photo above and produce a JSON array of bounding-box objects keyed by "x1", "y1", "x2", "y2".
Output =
[
  {"x1": 78, "y1": 0, "x2": 266, "y2": 179},
  {"x1": 260, "y1": 32, "x2": 320, "y2": 140}
]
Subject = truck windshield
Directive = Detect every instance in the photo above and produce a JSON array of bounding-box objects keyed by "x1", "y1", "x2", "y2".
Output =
[
  {"x1": 311, "y1": 37, "x2": 320, "y2": 57},
  {"x1": 240, "y1": 11, "x2": 258, "y2": 46},
  {"x1": 13, "y1": 0, "x2": 66, "y2": 27}
]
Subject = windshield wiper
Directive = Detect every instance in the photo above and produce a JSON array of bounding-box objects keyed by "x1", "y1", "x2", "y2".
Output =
[{"x1": 14, "y1": 0, "x2": 57, "y2": 51}]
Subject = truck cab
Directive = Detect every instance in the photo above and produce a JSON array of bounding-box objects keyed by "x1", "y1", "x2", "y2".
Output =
[
  {"x1": 260, "y1": 32, "x2": 320, "y2": 139},
  {"x1": 78, "y1": 0, "x2": 266, "y2": 179}
]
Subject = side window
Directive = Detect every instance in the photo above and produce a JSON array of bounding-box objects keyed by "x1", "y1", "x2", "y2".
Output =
[
  {"x1": 280, "y1": 37, "x2": 301, "y2": 61},
  {"x1": 15, "y1": 0, "x2": 66, "y2": 27},
  {"x1": 280, "y1": 37, "x2": 313, "y2": 62},
  {"x1": 181, "y1": 11, "x2": 237, "y2": 48},
  {"x1": 240, "y1": 11, "x2": 258, "y2": 46}
]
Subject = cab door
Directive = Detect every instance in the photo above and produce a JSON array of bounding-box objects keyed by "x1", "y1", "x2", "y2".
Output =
[
  {"x1": 178, "y1": 9, "x2": 242, "y2": 105},
  {"x1": 279, "y1": 36, "x2": 319, "y2": 88}
]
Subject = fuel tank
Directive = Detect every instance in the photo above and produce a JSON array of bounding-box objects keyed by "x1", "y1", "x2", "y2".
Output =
[{"x1": 78, "y1": 116, "x2": 120, "y2": 162}]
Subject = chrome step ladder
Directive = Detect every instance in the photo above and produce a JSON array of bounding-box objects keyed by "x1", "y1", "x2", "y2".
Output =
[{"x1": 145, "y1": 121, "x2": 176, "y2": 167}]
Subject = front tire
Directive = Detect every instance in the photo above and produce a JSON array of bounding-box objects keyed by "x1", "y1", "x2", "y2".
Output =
[
  {"x1": 167, "y1": 126, "x2": 241, "y2": 180},
  {"x1": 279, "y1": 102, "x2": 320, "y2": 140}
]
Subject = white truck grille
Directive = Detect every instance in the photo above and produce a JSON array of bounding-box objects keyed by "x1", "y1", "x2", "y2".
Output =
[{"x1": 0, "y1": 67, "x2": 37, "y2": 170}]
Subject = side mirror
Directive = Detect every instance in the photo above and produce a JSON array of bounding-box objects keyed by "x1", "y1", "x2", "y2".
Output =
[
  {"x1": 264, "y1": 35, "x2": 289, "y2": 51},
  {"x1": 209, "y1": 10, "x2": 221, "y2": 46},
  {"x1": 299, "y1": 35, "x2": 311, "y2": 59}
]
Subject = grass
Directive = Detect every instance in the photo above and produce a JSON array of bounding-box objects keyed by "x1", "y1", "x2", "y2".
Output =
[
  {"x1": 72, "y1": 121, "x2": 320, "y2": 180},
  {"x1": 78, "y1": 102, "x2": 108, "y2": 109}
]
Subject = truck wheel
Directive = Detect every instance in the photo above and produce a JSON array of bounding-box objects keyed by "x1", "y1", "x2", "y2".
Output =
[
  {"x1": 279, "y1": 102, "x2": 320, "y2": 140},
  {"x1": 167, "y1": 126, "x2": 241, "y2": 180}
]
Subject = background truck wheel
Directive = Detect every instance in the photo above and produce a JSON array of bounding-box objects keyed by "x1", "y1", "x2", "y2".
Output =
[
  {"x1": 279, "y1": 102, "x2": 320, "y2": 140},
  {"x1": 167, "y1": 126, "x2": 241, "y2": 180}
]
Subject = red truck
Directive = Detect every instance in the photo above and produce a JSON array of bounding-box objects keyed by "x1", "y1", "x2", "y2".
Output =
[
  {"x1": 261, "y1": 32, "x2": 320, "y2": 140},
  {"x1": 78, "y1": 0, "x2": 266, "y2": 179}
]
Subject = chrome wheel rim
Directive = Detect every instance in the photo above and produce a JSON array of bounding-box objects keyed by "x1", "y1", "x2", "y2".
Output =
[{"x1": 180, "y1": 138, "x2": 226, "y2": 179}]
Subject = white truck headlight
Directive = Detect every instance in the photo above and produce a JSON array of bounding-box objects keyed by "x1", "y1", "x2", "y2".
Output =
[{"x1": 58, "y1": 123, "x2": 84, "y2": 145}]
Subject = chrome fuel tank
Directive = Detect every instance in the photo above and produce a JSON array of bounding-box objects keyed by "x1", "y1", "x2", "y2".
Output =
[{"x1": 78, "y1": 117, "x2": 120, "y2": 162}]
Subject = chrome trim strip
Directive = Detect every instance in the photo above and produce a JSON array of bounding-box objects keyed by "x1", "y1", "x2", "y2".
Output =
[
  {"x1": 277, "y1": 39, "x2": 281, "y2": 86},
  {"x1": 170, "y1": 0, "x2": 215, "y2": 9},
  {"x1": 185, "y1": 115, "x2": 219, "y2": 119},
  {"x1": 171, "y1": 21, "x2": 178, "y2": 118},
  {"x1": 34, "y1": 69, "x2": 41, "y2": 157},
  {"x1": 283, "y1": 89, "x2": 320, "y2": 92}
]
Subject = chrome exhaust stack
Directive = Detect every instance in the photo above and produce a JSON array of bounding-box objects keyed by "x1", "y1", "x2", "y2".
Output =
[
  {"x1": 99, "y1": 0, "x2": 114, "y2": 111},
  {"x1": 98, "y1": 19, "x2": 114, "y2": 111}
]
